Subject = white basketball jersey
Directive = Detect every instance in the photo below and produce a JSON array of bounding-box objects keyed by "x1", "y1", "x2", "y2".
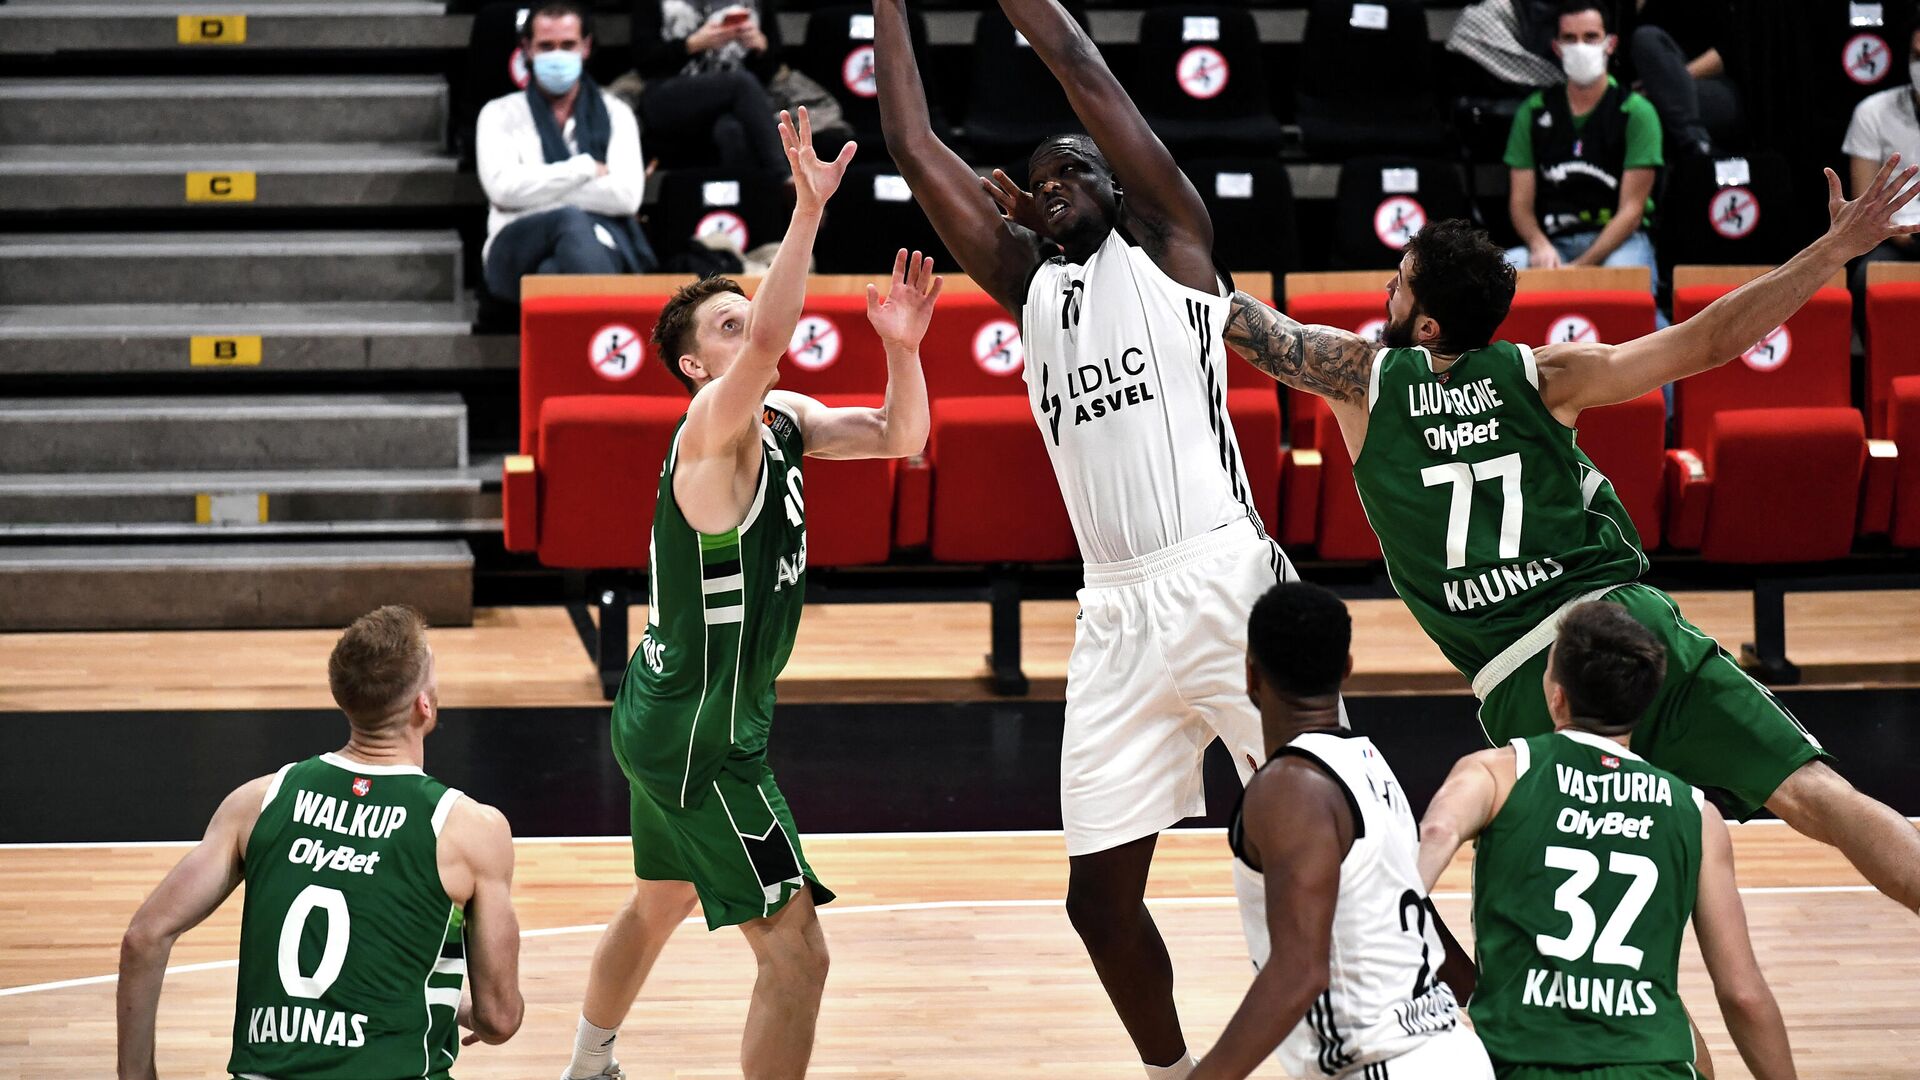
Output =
[
  {"x1": 1235, "y1": 731, "x2": 1466, "y2": 1078},
  {"x1": 1021, "y1": 229, "x2": 1265, "y2": 564}
]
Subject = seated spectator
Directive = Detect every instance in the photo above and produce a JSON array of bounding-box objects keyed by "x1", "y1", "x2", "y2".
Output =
[
  {"x1": 1446, "y1": 0, "x2": 1566, "y2": 94},
  {"x1": 1630, "y1": 0, "x2": 1742, "y2": 158},
  {"x1": 476, "y1": 0, "x2": 653, "y2": 303},
  {"x1": 1844, "y1": 25, "x2": 1920, "y2": 301},
  {"x1": 1504, "y1": 0, "x2": 1662, "y2": 296},
  {"x1": 620, "y1": 1, "x2": 788, "y2": 175}
]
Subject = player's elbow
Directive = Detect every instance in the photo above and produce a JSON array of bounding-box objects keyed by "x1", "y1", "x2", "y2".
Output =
[
  {"x1": 1714, "y1": 978, "x2": 1778, "y2": 1021},
  {"x1": 119, "y1": 917, "x2": 173, "y2": 966},
  {"x1": 1417, "y1": 816, "x2": 1461, "y2": 856},
  {"x1": 470, "y1": 989, "x2": 525, "y2": 1044}
]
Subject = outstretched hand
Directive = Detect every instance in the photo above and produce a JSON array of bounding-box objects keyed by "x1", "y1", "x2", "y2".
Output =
[
  {"x1": 867, "y1": 248, "x2": 944, "y2": 350},
  {"x1": 779, "y1": 107, "x2": 855, "y2": 215},
  {"x1": 1827, "y1": 154, "x2": 1920, "y2": 258},
  {"x1": 982, "y1": 168, "x2": 1049, "y2": 235}
]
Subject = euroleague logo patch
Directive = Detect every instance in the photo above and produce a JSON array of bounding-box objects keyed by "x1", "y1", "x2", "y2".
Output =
[
  {"x1": 1374, "y1": 196, "x2": 1426, "y2": 250},
  {"x1": 1742, "y1": 325, "x2": 1791, "y2": 371},
  {"x1": 842, "y1": 44, "x2": 877, "y2": 98},
  {"x1": 1176, "y1": 46, "x2": 1228, "y2": 99},
  {"x1": 1547, "y1": 314, "x2": 1599, "y2": 344},
  {"x1": 788, "y1": 315, "x2": 842, "y2": 370},
  {"x1": 589, "y1": 323, "x2": 643, "y2": 381},
  {"x1": 1708, "y1": 186, "x2": 1759, "y2": 240},
  {"x1": 694, "y1": 210, "x2": 749, "y2": 252},
  {"x1": 1844, "y1": 32, "x2": 1892, "y2": 85},
  {"x1": 973, "y1": 319, "x2": 1024, "y2": 375}
]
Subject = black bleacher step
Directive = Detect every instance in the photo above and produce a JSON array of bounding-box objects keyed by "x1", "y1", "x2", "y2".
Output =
[
  {"x1": 0, "y1": 464, "x2": 501, "y2": 537},
  {"x1": 0, "y1": 143, "x2": 478, "y2": 212},
  {"x1": 0, "y1": 393, "x2": 468, "y2": 473},
  {"x1": 0, "y1": 76, "x2": 448, "y2": 146},
  {"x1": 0, "y1": 1, "x2": 466, "y2": 55},
  {"x1": 0, "y1": 231, "x2": 464, "y2": 306},
  {"x1": 0, "y1": 301, "x2": 513, "y2": 374},
  {"x1": 0, "y1": 540, "x2": 474, "y2": 630}
]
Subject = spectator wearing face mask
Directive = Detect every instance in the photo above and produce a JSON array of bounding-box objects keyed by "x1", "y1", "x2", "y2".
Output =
[
  {"x1": 621, "y1": 1, "x2": 789, "y2": 175},
  {"x1": 1503, "y1": 0, "x2": 1663, "y2": 306},
  {"x1": 1844, "y1": 26, "x2": 1920, "y2": 294},
  {"x1": 475, "y1": 0, "x2": 655, "y2": 304}
]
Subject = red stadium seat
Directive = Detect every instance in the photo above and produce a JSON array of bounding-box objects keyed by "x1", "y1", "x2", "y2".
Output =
[
  {"x1": 1495, "y1": 289, "x2": 1656, "y2": 350},
  {"x1": 1310, "y1": 409, "x2": 1380, "y2": 561},
  {"x1": 1891, "y1": 376, "x2": 1920, "y2": 549},
  {"x1": 1864, "y1": 275, "x2": 1920, "y2": 437},
  {"x1": 510, "y1": 288, "x2": 897, "y2": 572},
  {"x1": 1574, "y1": 390, "x2": 1667, "y2": 550},
  {"x1": 1671, "y1": 276, "x2": 1852, "y2": 452},
  {"x1": 1703, "y1": 408, "x2": 1866, "y2": 563},
  {"x1": 926, "y1": 395, "x2": 1076, "y2": 564}
]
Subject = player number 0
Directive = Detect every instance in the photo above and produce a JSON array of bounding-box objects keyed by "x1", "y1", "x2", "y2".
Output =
[
  {"x1": 1419, "y1": 452, "x2": 1523, "y2": 570},
  {"x1": 1535, "y1": 846, "x2": 1659, "y2": 970},
  {"x1": 277, "y1": 883, "x2": 352, "y2": 999}
]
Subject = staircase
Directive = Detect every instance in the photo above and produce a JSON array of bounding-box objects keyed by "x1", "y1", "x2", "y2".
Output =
[{"x1": 0, "y1": 1, "x2": 508, "y2": 629}]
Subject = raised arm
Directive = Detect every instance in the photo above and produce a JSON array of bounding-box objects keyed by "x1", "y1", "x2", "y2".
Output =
[
  {"x1": 1190, "y1": 761, "x2": 1352, "y2": 1080},
  {"x1": 1415, "y1": 748, "x2": 1510, "y2": 892},
  {"x1": 1694, "y1": 806, "x2": 1798, "y2": 1080},
  {"x1": 118, "y1": 775, "x2": 266, "y2": 1080},
  {"x1": 995, "y1": 0, "x2": 1214, "y2": 289},
  {"x1": 1535, "y1": 156, "x2": 1920, "y2": 423},
  {"x1": 770, "y1": 248, "x2": 940, "y2": 460},
  {"x1": 441, "y1": 799, "x2": 524, "y2": 1047},
  {"x1": 874, "y1": 0, "x2": 1045, "y2": 315}
]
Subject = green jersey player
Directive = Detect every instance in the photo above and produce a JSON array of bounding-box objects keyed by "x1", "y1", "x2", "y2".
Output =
[
  {"x1": 560, "y1": 103, "x2": 942, "y2": 1080},
  {"x1": 1222, "y1": 156, "x2": 1920, "y2": 917},
  {"x1": 117, "y1": 606, "x2": 524, "y2": 1080},
  {"x1": 1417, "y1": 602, "x2": 1795, "y2": 1080}
]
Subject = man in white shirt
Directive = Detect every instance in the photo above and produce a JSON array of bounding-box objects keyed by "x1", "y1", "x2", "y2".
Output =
[
  {"x1": 477, "y1": 0, "x2": 653, "y2": 302},
  {"x1": 1845, "y1": 26, "x2": 1920, "y2": 302}
]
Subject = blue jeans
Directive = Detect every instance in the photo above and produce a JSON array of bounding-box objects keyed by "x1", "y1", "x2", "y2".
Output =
[
  {"x1": 1505, "y1": 228, "x2": 1668, "y2": 329},
  {"x1": 483, "y1": 206, "x2": 657, "y2": 303}
]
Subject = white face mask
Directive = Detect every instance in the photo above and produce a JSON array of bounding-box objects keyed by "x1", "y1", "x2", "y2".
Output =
[
  {"x1": 1910, "y1": 57, "x2": 1920, "y2": 89},
  {"x1": 1561, "y1": 41, "x2": 1610, "y2": 85}
]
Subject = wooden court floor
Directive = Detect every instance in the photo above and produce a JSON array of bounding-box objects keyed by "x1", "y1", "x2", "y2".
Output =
[
  {"x1": 4, "y1": 589, "x2": 1919, "y2": 710},
  {"x1": 3, "y1": 828, "x2": 1916, "y2": 1079}
]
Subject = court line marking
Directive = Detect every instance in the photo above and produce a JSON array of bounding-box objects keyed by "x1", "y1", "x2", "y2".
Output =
[
  {"x1": 0, "y1": 885, "x2": 1880, "y2": 1000},
  {"x1": 11, "y1": 818, "x2": 1900, "y2": 850}
]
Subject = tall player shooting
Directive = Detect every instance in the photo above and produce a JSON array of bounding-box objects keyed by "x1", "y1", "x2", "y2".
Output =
[
  {"x1": 1191, "y1": 583, "x2": 1493, "y2": 1080},
  {"x1": 1418, "y1": 603, "x2": 1796, "y2": 1080},
  {"x1": 559, "y1": 107, "x2": 942, "y2": 1080},
  {"x1": 876, "y1": 2, "x2": 1332, "y2": 1074},
  {"x1": 1220, "y1": 158, "x2": 1920, "y2": 915},
  {"x1": 117, "y1": 606, "x2": 524, "y2": 1080}
]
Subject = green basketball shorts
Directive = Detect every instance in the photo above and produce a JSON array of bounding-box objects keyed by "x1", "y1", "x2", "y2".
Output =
[
  {"x1": 626, "y1": 760, "x2": 833, "y2": 930},
  {"x1": 1474, "y1": 583, "x2": 1832, "y2": 820},
  {"x1": 1496, "y1": 1063, "x2": 1699, "y2": 1080}
]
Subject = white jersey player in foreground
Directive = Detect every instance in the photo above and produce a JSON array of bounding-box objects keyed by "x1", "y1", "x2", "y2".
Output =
[
  {"x1": 1195, "y1": 582, "x2": 1491, "y2": 1080},
  {"x1": 876, "y1": 0, "x2": 1340, "y2": 1073}
]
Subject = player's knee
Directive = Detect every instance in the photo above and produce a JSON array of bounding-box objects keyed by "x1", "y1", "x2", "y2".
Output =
[
  {"x1": 761, "y1": 927, "x2": 830, "y2": 989},
  {"x1": 1063, "y1": 882, "x2": 1130, "y2": 945},
  {"x1": 631, "y1": 878, "x2": 700, "y2": 922}
]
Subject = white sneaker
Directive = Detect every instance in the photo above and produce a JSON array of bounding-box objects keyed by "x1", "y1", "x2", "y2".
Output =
[{"x1": 561, "y1": 1063, "x2": 625, "y2": 1080}]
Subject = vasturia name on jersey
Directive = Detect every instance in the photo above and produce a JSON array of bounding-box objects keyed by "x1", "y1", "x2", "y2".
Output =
[{"x1": 1022, "y1": 230, "x2": 1265, "y2": 563}]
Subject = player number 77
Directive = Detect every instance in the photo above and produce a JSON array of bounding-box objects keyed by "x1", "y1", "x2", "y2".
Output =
[{"x1": 1419, "y1": 453, "x2": 1524, "y2": 570}]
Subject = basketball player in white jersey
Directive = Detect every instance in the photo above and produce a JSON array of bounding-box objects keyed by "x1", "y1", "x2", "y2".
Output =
[
  {"x1": 876, "y1": 1, "x2": 1334, "y2": 1073},
  {"x1": 1194, "y1": 582, "x2": 1491, "y2": 1079}
]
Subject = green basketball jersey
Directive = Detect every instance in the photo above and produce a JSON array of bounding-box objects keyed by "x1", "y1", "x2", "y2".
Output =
[
  {"x1": 1352, "y1": 342, "x2": 1648, "y2": 677},
  {"x1": 613, "y1": 400, "x2": 809, "y2": 808},
  {"x1": 229, "y1": 754, "x2": 466, "y2": 1080},
  {"x1": 1470, "y1": 731, "x2": 1704, "y2": 1068}
]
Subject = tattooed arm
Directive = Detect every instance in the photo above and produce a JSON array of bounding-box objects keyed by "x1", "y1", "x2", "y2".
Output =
[{"x1": 1222, "y1": 291, "x2": 1376, "y2": 404}]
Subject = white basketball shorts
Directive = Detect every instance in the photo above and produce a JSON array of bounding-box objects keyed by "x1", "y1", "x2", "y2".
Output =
[{"x1": 1061, "y1": 518, "x2": 1338, "y2": 857}]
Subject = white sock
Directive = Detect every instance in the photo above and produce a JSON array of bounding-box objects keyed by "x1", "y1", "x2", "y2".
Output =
[
  {"x1": 1143, "y1": 1051, "x2": 1198, "y2": 1079},
  {"x1": 564, "y1": 1016, "x2": 620, "y2": 1079}
]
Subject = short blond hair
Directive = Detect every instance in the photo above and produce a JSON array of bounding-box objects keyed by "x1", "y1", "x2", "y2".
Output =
[{"x1": 328, "y1": 606, "x2": 431, "y2": 731}]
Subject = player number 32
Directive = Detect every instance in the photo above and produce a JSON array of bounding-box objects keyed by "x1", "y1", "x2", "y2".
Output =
[{"x1": 1536, "y1": 845, "x2": 1659, "y2": 970}]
